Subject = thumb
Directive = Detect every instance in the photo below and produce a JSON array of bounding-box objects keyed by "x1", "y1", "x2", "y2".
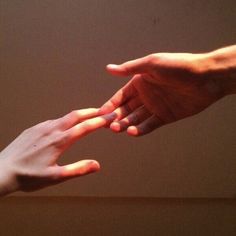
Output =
[
  {"x1": 107, "y1": 55, "x2": 153, "y2": 76},
  {"x1": 60, "y1": 160, "x2": 100, "y2": 179}
]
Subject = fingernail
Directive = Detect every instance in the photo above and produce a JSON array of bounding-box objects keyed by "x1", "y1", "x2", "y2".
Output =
[{"x1": 88, "y1": 161, "x2": 100, "y2": 172}]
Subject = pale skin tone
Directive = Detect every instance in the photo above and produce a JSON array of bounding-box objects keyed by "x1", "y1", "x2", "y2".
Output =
[
  {"x1": 0, "y1": 109, "x2": 116, "y2": 196},
  {"x1": 100, "y1": 45, "x2": 236, "y2": 136}
]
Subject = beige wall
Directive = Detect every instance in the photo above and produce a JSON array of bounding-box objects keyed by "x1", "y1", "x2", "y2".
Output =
[{"x1": 0, "y1": 0, "x2": 236, "y2": 197}]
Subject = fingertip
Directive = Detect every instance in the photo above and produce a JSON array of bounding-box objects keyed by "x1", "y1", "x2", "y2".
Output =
[
  {"x1": 106, "y1": 64, "x2": 126, "y2": 76},
  {"x1": 82, "y1": 160, "x2": 101, "y2": 174},
  {"x1": 110, "y1": 122, "x2": 121, "y2": 132},
  {"x1": 106, "y1": 64, "x2": 119, "y2": 75},
  {"x1": 106, "y1": 64, "x2": 119, "y2": 70},
  {"x1": 88, "y1": 160, "x2": 101, "y2": 173},
  {"x1": 127, "y1": 126, "x2": 139, "y2": 136}
]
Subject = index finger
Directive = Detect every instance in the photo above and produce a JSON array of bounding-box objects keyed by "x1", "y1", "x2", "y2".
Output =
[
  {"x1": 58, "y1": 108, "x2": 99, "y2": 130},
  {"x1": 99, "y1": 79, "x2": 138, "y2": 114},
  {"x1": 67, "y1": 112, "x2": 117, "y2": 141}
]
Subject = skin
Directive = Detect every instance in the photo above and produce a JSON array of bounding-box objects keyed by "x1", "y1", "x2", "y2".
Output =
[
  {"x1": 100, "y1": 45, "x2": 236, "y2": 136},
  {"x1": 1, "y1": 45, "x2": 235, "y2": 196},
  {"x1": 0, "y1": 108, "x2": 116, "y2": 196}
]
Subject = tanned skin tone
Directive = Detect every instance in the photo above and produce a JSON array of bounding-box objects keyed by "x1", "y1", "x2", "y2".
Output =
[{"x1": 100, "y1": 45, "x2": 236, "y2": 136}]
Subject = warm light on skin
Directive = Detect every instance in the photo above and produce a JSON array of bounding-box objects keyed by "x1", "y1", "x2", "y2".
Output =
[
  {"x1": 110, "y1": 122, "x2": 122, "y2": 132},
  {"x1": 62, "y1": 160, "x2": 100, "y2": 177},
  {"x1": 0, "y1": 107, "x2": 115, "y2": 196},
  {"x1": 127, "y1": 126, "x2": 139, "y2": 136},
  {"x1": 74, "y1": 108, "x2": 99, "y2": 120},
  {"x1": 110, "y1": 121, "x2": 139, "y2": 136},
  {"x1": 72, "y1": 113, "x2": 117, "y2": 135},
  {"x1": 101, "y1": 48, "x2": 236, "y2": 136}
]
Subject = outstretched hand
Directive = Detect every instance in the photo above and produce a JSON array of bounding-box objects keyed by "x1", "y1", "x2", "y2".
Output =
[
  {"x1": 100, "y1": 52, "x2": 225, "y2": 136},
  {"x1": 0, "y1": 108, "x2": 116, "y2": 195}
]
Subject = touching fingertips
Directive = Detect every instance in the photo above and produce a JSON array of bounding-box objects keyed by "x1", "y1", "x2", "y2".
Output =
[
  {"x1": 110, "y1": 122, "x2": 121, "y2": 132},
  {"x1": 102, "y1": 112, "x2": 117, "y2": 122}
]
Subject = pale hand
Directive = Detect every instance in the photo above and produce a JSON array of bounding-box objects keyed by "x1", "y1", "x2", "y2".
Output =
[{"x1": 0, "y1": 109, "x2": 115, "y2": 196}]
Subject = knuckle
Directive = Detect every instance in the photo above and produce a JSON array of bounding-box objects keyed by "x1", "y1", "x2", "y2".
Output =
[
  {"x1": 56, "y1": 116, "x2": 69, "y2": 130},
  {"x1": 132, "y1": 75, "x2": 142, "y2": 85},
  {"x1": 63, "y1": 110, "x2": 81, "y2": 125},
  {"x1": 46, "y1": 168, "x2": 62, "y2": 182},
  {"x1": 36, "y1": 119, "x2": 52, "y2": 128},
  {"x1": 146, "y1": 53, "x2": 157, "y2": 64},
  {"x1": 122, "y1": 64, "x2": 131, "y2": 74},
  {"x1": 54, "y1": 118, "x2": 64, "y2": 128},
  {"x1": 70, "y1": 110, "x2": 79, "y2": 118},
  {"x1": 21, "y1": 127, "x2": 31, "y2": 135},
  {"x1": 35, "y1": 120, "x2": 54, "y2": 135},
  {"x1": 50, "y1": 132, "x2": 69, "y2": 149},
  {"x1": 132, "y1": 75, "x2": 145, "y2": 90},
  {"x1": 147, "y1": 53, "x2": 163, "y2": 70},
  {"x1": 62, "y1": 110, "x2": 78, "y2": 124}
]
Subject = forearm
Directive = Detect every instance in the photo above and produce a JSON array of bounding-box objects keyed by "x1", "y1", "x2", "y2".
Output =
[{"x1": 203, "y1": 45, "x2": 236, "y2": 96}]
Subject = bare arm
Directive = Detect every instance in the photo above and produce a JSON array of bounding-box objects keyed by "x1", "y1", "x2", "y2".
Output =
[{"x1": 204, "y1": 45, "x2": 236, "y2": 95}]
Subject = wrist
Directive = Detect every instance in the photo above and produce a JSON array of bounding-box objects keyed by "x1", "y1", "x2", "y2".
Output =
[
  {"x1": 0, "y1": 157, "x2": 18, "y2": 197},
  {"x1": 199, "y1": 46, "x2": 236, "y2": 96}
]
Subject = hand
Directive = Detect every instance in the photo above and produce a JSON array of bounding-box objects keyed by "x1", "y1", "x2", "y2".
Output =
[
  {"x1": 0, "y1": 108, "x2": 116, "y2": 196},
  {"x1": 100, "y1": 52, "x2": 227, "y2": 136}
]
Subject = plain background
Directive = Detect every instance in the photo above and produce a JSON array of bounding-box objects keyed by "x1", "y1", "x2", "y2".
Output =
[
  {"x1": 0, "y1": 0, "x2": 236, "y2": 197},
  {"x1": 0, "y1": 197, "x2": 236, "y2": 236}
]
